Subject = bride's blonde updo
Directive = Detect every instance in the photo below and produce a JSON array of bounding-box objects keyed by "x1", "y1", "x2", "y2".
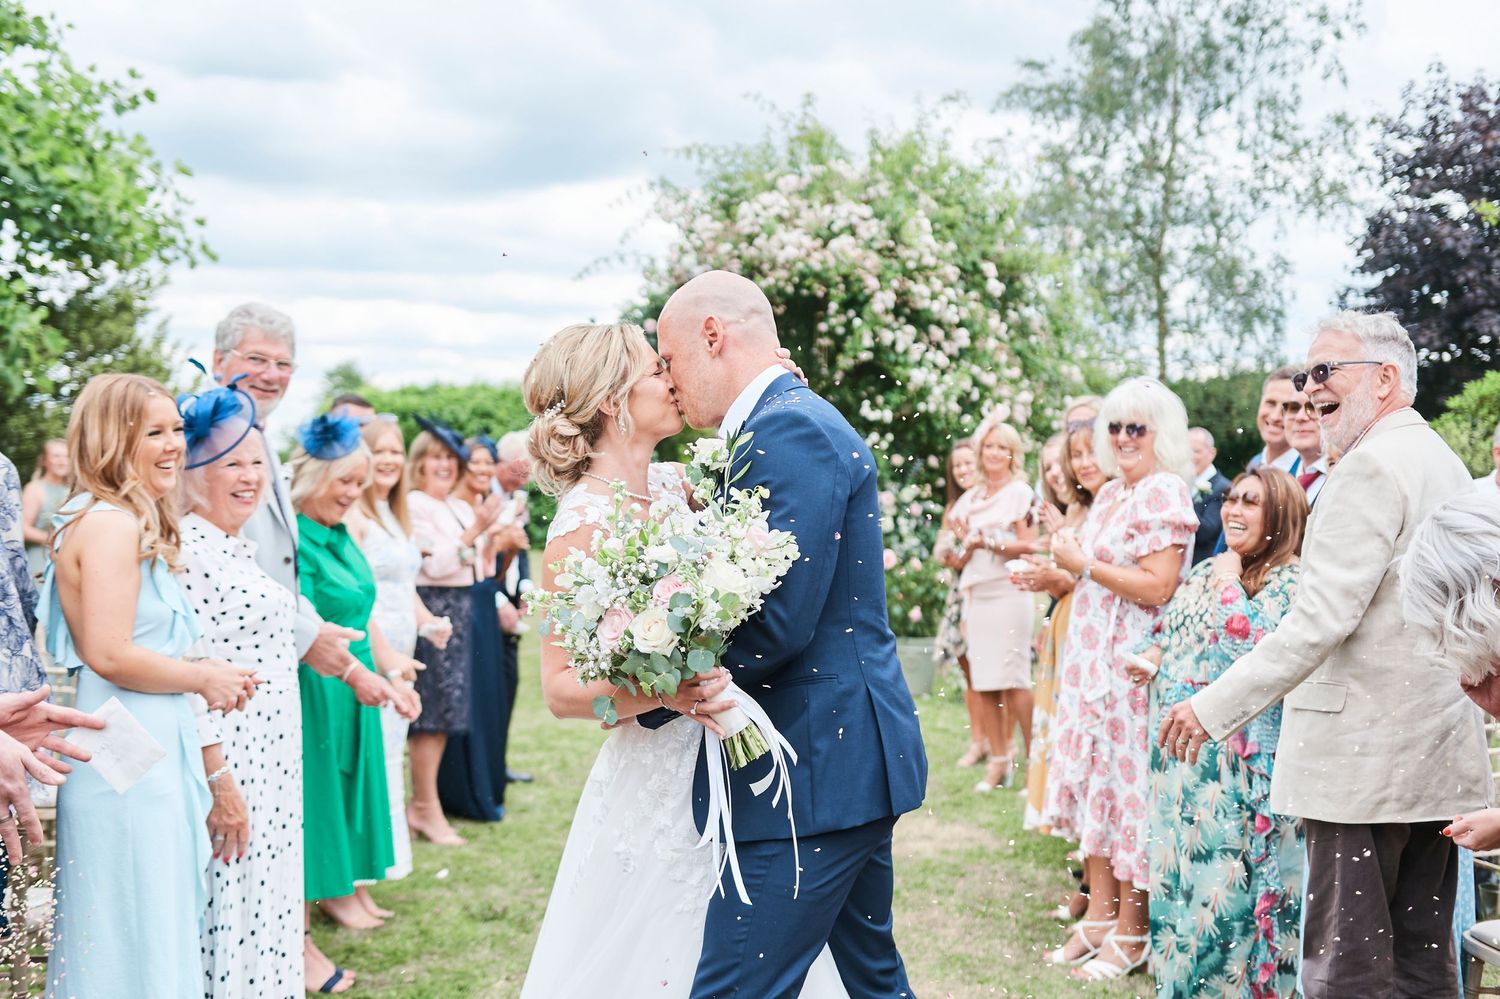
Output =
[{"x1": 523, "y1": 322, "x2": 657, "y2": 497}]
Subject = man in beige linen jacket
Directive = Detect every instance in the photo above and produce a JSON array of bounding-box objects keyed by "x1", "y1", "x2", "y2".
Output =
[{"x1": 1159, "y1": 311, "x2": 1489, "y2": 999}]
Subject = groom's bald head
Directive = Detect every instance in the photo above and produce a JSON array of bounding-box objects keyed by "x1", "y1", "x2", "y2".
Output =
[{"x1": 656, "y1": 270, "x2": 783, "y2": 430}]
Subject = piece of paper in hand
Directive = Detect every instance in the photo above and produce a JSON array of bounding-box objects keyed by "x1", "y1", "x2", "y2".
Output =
[{"x1": 68, "y1": 696, "x2": 167, "y2": 795}]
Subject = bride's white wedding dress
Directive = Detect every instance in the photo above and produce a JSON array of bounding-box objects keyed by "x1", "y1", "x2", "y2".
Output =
[{"x1": 520, "y1": 468, "x2": 848, "y2": 998}]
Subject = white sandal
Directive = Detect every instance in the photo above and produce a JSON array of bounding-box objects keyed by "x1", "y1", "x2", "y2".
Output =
[
  {"x1": 1043, "y1": 919, "x2": 1114, "y2": 966},
  {"x1": 1073, "y1": 932, "x2": 1149, "y2": 980}
]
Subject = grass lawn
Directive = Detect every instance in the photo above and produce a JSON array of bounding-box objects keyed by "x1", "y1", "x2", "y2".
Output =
[{"x1": 313, "y1": 635, "x2": 1145, "y2": 998}]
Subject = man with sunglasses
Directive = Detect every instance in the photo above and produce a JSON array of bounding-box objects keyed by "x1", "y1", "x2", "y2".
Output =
[
  {"x1": 1158, "y1": 311, "x2": 1489, "y2": 999},
  {"x1": 212, "y1": 302, "x2": 366, "y2": 682},
  {"x1": 1282, "y1": 389, "x2": 1331, "y2": 504}
]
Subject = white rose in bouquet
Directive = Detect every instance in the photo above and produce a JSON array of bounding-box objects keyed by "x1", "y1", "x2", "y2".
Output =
[
  {"x1": 702, "y1": 555, "x2": 754, "y2": 601},
  {"x1": 629, "y1": 606, "x2": 678, "y2": 656}
]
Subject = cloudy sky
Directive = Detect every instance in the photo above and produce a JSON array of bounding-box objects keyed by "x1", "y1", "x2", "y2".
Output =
[{"x1": 36, "y1": 0, "x2": 1495, "y2": 435}]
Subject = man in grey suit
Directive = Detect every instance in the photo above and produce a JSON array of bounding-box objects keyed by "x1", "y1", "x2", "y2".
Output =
[
  {"x1": 1159, "y1": 311, "x2": 1491, "y2": 998},
  {"x1": 210, "y1": 303, "x2": 363, "y2": 678}
]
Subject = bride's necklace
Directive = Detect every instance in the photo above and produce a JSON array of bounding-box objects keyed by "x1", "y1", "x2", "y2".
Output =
[{"x1": 581, "y1": 471, "x2": 651, "y2": 503}]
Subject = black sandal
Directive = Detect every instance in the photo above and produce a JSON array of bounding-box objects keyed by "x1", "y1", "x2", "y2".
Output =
[{"x1": 317, "y1": 967, "x2": 350, "y2": 994}]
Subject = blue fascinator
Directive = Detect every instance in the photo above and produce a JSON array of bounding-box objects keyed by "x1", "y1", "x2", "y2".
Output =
[
  {"x1": 177, "y1": 361, "x2": 258, "y2": 470},
  {"x1": 472, "y1": 434, "x2": 499, "y2": 462},
  {"x1": 296, "y1": 412, "x2": 363, "y2": 461},
  {"x1": 414, "y1": 415, "x2": 470, "y2": 462}
]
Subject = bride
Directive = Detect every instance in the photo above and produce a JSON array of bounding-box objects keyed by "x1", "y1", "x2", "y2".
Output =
[{"x1": 519, "y1": 323, "x2": 848, "y2": 998}]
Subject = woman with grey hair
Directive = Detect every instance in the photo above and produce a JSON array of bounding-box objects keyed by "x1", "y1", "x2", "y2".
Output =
[
  {"x1": 1400, "y1": 491, "x2": 1500, "y2": 851},
  {"x1": 1041, "y1": 377, "x2": 1198, "y2": 981},
  {"x1": 175, "y1": 380, "x2": 306, "y2": 997}
]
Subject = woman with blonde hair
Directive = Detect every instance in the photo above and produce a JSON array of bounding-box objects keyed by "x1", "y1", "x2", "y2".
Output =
[
  {"x1": 947, "y1": 415, "x2": 1041, "y2": 792},
  {"x1": 345, "y1": 418, "x2": 451, "y2": 908},
  {"x1": 1042, "y1": 377, "x2": 1198, "y2": 981},
  {"x1": 406, "y1": 418, "x2": 503, "y2": 845},
  {"x1": 291, "y1": 414, "x2": 422, "y2": 938},
  {"x1": 21, "y1": 438, "x2": 67, "y2": 580},
  {"x1": 520, "y1": 321, "x2": 849, "y2": 997},
  {"x1": 1135, "y1": 467, "x2": 1308, "y2": 996},
  {"x1": 41, "y1": 374, "x2": 260, "y2": 998}
]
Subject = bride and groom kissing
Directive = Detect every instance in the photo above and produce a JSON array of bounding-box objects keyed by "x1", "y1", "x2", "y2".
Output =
[{"x1": 520, "y1": 270, "x2": 928, "y2": 999}]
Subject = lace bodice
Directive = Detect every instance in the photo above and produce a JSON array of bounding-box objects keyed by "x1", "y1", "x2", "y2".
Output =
[{"x1": 547, "y1": 463, "x2": 687, "y2": 544}]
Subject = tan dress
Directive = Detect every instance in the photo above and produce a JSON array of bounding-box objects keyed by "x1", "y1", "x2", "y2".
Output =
[{"x1": 951, "y1": 481, "x2": 1035, "y2": 692}]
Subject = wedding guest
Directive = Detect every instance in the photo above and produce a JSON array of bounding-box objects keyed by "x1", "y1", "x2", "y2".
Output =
[
  {"x1": 437, "y1": 434, "x2": 515, "y2": 823},
  {"x1": 175, "y1": 382, "x2": 307, "y2": 998},
  {"x1": 0, "y1": 451, "x2": 97, "y2": 864},
  {"x1": 1188, "y1": 427, "x2": 1230, "y2": 566},
  {"x1": 1401, "y1": 492, "x2": 1500, "y2": 849},
  {"x1": 1474, "y1": 419, "x2": 1500, "y2": 500},
  {"x1": 1160, "y1": 312, "x2": 1490, "y2": 998},
  {"x1": 934, "y1": 441, "x2": 984, "y2": 766},
  {"x1": 1245, "y1": 367, "x2": 1303, "y2": 473},
  {"x1": 41, "y1": 374, "x2": 259, "y2": 999},
  {"x1": 1043, "y1": 377, "x2": 1197, "y2": 981},
  {"x1": 290, "y1": 415, "x2": 421, "y2": 933},
  {"x1": 347, "y1": 417, "x2": 452, "y2": 898},
  {"x1": 1135, "y1": 466, "x2": 1308, "y2": 997},
  {"x1": 330, "y1": 393, "x2": 376, "y2": 423},
  {"x1": 20, "y1": 439, "x2": 67, "y2": 580},
  {"x1": 494, "y1": 431, "x2": 534, "y2": 784},
  {"x1": 1019, "y1": 421, "x2": 1108, "y2": 842},
  {"x1": 1282, "y1": 389, "x2": 1329, "y2": 503},
  {"x1": 949, "y1": 417, "x2": 1040, "y2": 792},
  {"x1": 1063, "y1": 396, "x2": 1102, "y2": 430},
  {"x1": 407, "y1": 419, "x2": 503, "y2": 845},
  {"x1": 212, "y1": 302, "x2": 366, "y2": 684}
]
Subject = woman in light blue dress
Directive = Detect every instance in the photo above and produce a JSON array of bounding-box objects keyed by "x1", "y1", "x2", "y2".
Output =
[{"x1": 41, "y1": 374, "x2": 260, "y2": 999}]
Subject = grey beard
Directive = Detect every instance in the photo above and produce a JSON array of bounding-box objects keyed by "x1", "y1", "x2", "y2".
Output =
[{"x1": 1320, "y1": 379, "x2": 1379, "y2": 454}]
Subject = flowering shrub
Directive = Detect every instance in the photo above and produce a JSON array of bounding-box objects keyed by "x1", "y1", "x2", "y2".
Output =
[{"x1": 631, "y1": 105, "x2": 1095, "y2": 633}]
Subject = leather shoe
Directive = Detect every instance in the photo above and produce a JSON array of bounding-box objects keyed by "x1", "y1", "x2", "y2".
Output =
[{"x1": 507, "y1": 769, "x2": 534, "y2": 784}]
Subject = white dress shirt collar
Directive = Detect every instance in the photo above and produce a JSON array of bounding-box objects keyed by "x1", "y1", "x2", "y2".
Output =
[{"x1": 719, "y1": 365, "x2": 789, "y2": 439}]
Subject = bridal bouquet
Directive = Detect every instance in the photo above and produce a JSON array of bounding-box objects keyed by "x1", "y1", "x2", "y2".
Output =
[{"x1": 532, "y1": 435, "x2": 801, "y2": 769}]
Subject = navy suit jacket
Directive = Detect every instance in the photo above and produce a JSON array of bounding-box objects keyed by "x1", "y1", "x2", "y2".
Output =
[
  {"x1": 1191, "y1": 472, "x2": 1231, "y2": 566},
  {"x1": 642, "y1": 374, "x2": 928, "y2": 842}
]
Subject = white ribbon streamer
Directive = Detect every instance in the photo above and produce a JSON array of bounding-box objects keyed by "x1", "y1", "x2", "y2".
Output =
[{"x1": 696, "y1": 681, "x2": 800, "y2": 905}]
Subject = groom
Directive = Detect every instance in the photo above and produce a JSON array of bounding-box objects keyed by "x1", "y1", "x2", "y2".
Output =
[{"x1": 641, "y1": 270, "x2": 928, "y2": 998}]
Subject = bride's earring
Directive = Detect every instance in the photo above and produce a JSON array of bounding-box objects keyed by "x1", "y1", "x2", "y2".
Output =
[{"x1": 616, "y1": 411, "x2": 628, "y2": 435}]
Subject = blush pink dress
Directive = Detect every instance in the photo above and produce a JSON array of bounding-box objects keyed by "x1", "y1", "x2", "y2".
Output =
[{"x1": 950, "y1": 480, "x2": 1036, "y2": 692}]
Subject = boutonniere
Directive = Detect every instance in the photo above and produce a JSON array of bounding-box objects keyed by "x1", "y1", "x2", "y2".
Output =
[
  {"x1": 686, "y1": 431, "x2": 755, "y2": 504},
  {"x1": 1193, "y1": 480, "x2": 1211, "y2": 496}
]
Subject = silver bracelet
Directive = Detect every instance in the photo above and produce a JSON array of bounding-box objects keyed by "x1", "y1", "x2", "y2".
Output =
[{"x1": 205, "y1": 764, "x2": 231, "y2": 785}]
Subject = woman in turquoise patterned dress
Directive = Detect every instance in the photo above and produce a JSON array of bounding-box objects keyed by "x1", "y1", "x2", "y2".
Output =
[{"x1": 1132, "y1": 465, "x2": 1309, "y2": 998}]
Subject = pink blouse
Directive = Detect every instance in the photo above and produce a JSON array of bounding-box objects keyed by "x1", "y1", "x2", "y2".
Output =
[
  {"x1": 408, "y1": 489, "x2": 484, "y2": 587},
  {"x1": 949, "y1": 480, "x2": 1036, "y2": 591}
]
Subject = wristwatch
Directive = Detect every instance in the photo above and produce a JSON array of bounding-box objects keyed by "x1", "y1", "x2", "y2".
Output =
[{"x1": 1081, "y1": 560, "x2": 1094, "y2": 582}]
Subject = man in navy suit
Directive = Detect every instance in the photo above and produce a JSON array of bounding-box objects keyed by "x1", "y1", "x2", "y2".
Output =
[{"x1": 644, "y1": 270, "x2": 928, "y2": 999}]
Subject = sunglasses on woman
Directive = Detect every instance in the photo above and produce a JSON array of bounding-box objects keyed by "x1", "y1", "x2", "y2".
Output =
[
  {"x1": 1224, "y1": 490, "x2": 1263, "y2": 507},
  {"x1": 1291, "y1": 360, "x2": 1382, "y2": 393},
  {"x1": 1106, "y1": 422, "x2": 1151, "y2": 439}
]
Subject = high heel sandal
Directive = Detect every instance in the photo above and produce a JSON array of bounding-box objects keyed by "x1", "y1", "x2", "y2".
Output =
[
  {"x1": 955, "y1": 743, "x2": 986, "y2": 768},
  {"x1": 973, "y1": 755, "x2": 1013, "y2": 793},
  {"x1": 1044, "y1": 919, "x2": 1115, "y2": 966},
  {"x1": 1073, "y1": 932, "x2": 1150, "y2": 980},
  {"x1": 406, "y1": 806, "x2": 467, "y2": 846}
]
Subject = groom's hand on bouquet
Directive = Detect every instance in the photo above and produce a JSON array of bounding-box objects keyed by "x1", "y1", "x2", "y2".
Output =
[{"x1": 657, "y1": 668, "x2": 735, "y2": 739}]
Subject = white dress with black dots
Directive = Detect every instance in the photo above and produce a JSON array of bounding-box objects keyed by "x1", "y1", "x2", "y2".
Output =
[{"x1": 180, "y1": 514, "x2": 304, "y2": 999}]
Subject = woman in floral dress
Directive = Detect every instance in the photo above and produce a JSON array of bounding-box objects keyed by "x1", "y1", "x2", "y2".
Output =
[
  {"x1": 1042, "y1": 378, "x2": 1198, "y2": 981},
  {"x1": 1136, "y1": 466, "x2": 1308, "y2": 998}
]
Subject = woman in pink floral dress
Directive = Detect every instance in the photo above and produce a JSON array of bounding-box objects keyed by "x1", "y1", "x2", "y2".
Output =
[{"x1": 1041, "y1": 378, "x2": 1198, "y2": 982}]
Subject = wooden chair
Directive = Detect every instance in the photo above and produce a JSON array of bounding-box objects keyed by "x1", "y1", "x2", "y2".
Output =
[{"x1": 1462, "y1": 717, "x2": 1500, "y2": 998}]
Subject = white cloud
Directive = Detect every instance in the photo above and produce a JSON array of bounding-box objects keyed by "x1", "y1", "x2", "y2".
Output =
[{"x1": 31, "y1": 0, "x2": 1499, "y2": 437}]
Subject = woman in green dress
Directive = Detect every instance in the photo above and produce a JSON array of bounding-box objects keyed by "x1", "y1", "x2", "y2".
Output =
[
  {"x1": 288, "y1": 414, "x2": 423, "y2": 940},
  {"x1": 1132, "y1": 466, "x2": 1308, "y2": 998}
]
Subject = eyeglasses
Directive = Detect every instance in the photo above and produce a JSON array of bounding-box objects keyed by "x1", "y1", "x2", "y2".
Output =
[
  {"x1": 1064, "y1": 419, "x2": 1095, "y2": 433},
  {"x1": 1106, "y1": 422, "x2": 1151, "y2": 439},
  {"x1": 1223, "y1": 490, "x2": 1263, "y2": 507},
  {"x1": 1280, "y1": 401, "x2": 1318, "y2": 417},
  {"x1": 1291, "y1": 360, "x2": 1381, "y2": 393},
  {"x1": 228, "y1": 348, "x2": 296, "y2": 375}
]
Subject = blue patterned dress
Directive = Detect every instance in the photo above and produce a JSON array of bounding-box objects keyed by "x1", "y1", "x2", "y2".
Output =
[
  {"x1": 1146, "y1": 559, "x2": 1303, "y2": 999},
  {"x1": 0, "y1": 453, "x2": 44, "y2": 693},
  {"x1": 42, "y1": 496, "x2": 212, "y2": 999}
]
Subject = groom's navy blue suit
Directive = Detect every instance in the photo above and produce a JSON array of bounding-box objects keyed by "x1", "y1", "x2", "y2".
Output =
[{"x1": 642, "y1": 373, "x2": 928, "y2": 998}]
